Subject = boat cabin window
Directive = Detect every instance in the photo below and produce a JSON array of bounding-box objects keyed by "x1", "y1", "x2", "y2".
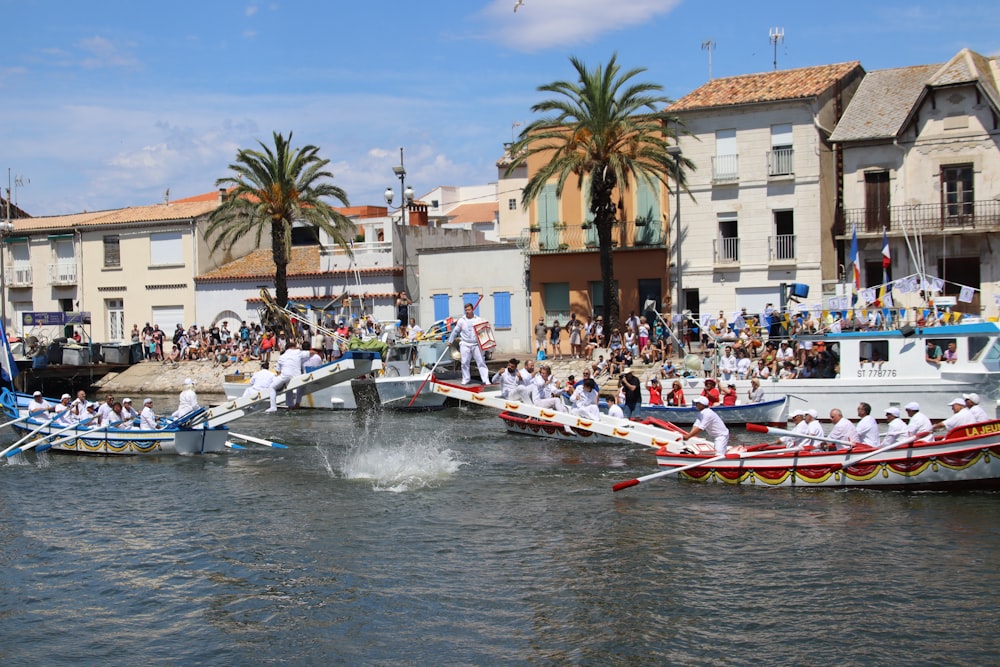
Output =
[
  {"x1": 969, "y1": 336, "x2": 991, "y2": 361},
  {"x1": 926, "y1": 339, "x2": 957, "y2": 364},
  {"x1": 859, "y1": 340, "x2": 889, "y2": 365}
]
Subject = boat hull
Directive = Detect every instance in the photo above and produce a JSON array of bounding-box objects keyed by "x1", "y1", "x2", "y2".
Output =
[
  {"x1": 642, "y1": 397, "x2": 787, "y2": 425},
  {"x1": 652, "y1": 421, "x2": 1000, "y2": 489},
  {"x1": 223, "y1": 372, "x2": 449, "y2": 411},
  {"x1": 8, "y1": 421, "x2": 230, "y2": 456}
]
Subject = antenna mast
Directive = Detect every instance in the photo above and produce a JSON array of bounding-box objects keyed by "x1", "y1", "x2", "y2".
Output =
[
  {"x1": 769, "y1": 27, "x2": 784, "y2": 70},
  {"x1": 701, "y1": 40, "x2": 716, "y2": 80}
]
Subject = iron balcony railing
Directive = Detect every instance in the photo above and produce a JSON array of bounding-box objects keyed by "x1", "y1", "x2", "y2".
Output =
[
  {"x1": 524, "y1": 220, "x2": 666, "y2": 254},
  {"x1": 712, "y1": 154, "x2": 739, "y2": 183},
  {"x1": 768, "y1": 234, "x2": 796, "y2": 262},
  {"x1": 838, "y1": 200, "x2": 1000, "y2": 236},
  {"x1": 767, "y1": 147, "x2": 794, "y2": 177},
  {"x1": 713, "y1": 237, "x2": 740, "y2": 264}
]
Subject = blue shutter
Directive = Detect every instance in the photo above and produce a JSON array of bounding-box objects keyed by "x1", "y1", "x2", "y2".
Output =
[
  {"x1": 462, "y1": 292, "x2": 480, "y2": 315},
  {"x1": 493, "y1": 292, "x2": 512, "y2": 329},
  {"x1": 432, "y1": 294, "x2": 451, "y2": 321}
]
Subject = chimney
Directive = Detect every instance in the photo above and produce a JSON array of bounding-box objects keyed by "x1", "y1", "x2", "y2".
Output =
[
  {"x1": 218, "y1": 188, "x2": 227, "y2": 202},
  {"x1": 408, "y1": 203, "x2": 429, "y2": 227}
]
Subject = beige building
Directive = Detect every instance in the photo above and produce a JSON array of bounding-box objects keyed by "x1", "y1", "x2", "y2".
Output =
[
  {"x1": 668, "y1": 62, "x2": 865, "y2": 319},
  {"x1": 830, "y1": 48, "x2": 1000, "y2": 319}
]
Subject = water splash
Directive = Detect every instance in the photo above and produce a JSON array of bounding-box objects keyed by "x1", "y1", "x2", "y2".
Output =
[{"x1": 340, "y1": 441, "x2": 466, "y2": 492}]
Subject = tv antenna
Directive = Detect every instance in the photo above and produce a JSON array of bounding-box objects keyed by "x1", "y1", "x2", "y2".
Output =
[
  {"x1": 769, "y1": 27, "x2": 784, "y2": 70},
  {"x1": 701, "y1": 40, "x2": 716, "y2": 80}
]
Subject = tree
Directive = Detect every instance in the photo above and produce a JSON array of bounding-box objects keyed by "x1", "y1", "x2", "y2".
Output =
[
  {"x1": 207, "y1": 131, "x2": 356, "y2": 308},
  {"x1": 507, "y1": 54, "x2": 690, "y2": 335}
]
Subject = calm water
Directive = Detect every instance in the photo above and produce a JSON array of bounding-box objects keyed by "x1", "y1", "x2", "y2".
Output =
[{"x1": 0, "y1": 399, "x2": 997, "y2": 666}]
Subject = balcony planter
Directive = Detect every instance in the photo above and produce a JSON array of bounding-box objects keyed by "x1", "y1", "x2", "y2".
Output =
[
  {"x1": 554, "y1": 222, "x2": 567, "y2": 231},
  {"x1": 529, "y1": 226, "x2": 540, "y2": 233},
  {"x1": 635, "y1": 220, "x2": 649, "y2": 227},
  {"x1": 558, "y1": 243, "x2": 569, "y2": 251},
  {"x1": 580, "y1": 223, "x2": 592, "y2": 230},
  {"x1": 585, "y1": 241, "x2": 599, "y2": 248}
]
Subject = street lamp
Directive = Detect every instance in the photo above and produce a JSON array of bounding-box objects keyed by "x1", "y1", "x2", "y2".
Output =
[
  {"x1": 0, "y1": 215, "x2": 14, "y2": 330},
  {"x1": 666, "y1": 145, "x2": 683, "y2": 316},
  {"x1": 384, "y1": 147, "x2": 416, "y2": 297}
]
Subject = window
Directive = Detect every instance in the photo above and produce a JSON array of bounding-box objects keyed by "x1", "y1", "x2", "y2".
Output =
[
  {"x1": 492, "y1": 291, "x2": 512, "y2": 329},
  {"x1": 536, "y1": 184, "x2": 560, "y2": 249},
  {"x1": 542, "y1": 282, "x2": 570, "y2": 322},
  {"x1": 508, "y1": 198, "x2": 517, "y2": 211},
  {"x1": 769, "y1": 124, "x2": 793, "y2": 176},
  {"x1": 9, "y1": 240, "x2": 31, "y2": 284},
  {"x1": 713, "y1": 129, "x2": 738, "y2": 182},
  {"x1": 103, "y1": 235, "x2": 121, "y2": 268},
  {"x1": 864, "y1": 171, "x2": 890, "y2": 232},
  {"x1": 772, "y1": 210, "x2": 795, "y2": 261},
  {"x1": 941, "y1": 164, "x2": 973, "y2": 223},
  {"x1": 150, "y1": 231, "x2": 183, "y2": 265},
  {"x1": 717, "y1": 213, "x2": 739, "y2": 263},
  {"x1": 590, "y1": 280, "x2": 618, "y2": 319},
  {"x1": 152, "y1": 306, "x2": 185, "y2": 333},
  {"x1": 859, "y1": 340, "x2": 890, "y2": 366},
  {"x1": 432, "y1": 294, "x2": 451, "y2": 321},
  {"x1": 107, "y1": 298, "x2": 125, "y2": 341}
]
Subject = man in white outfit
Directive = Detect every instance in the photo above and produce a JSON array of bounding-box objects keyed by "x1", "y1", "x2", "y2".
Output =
[
  {"x1": 881, "y1": 407, "x2": 908, "y2": 446},
  {"x1": 827, "y1": 408, "x2": 858, "y2": 448},
  {"x1": 802, "y1": 408, "x2": 825, "y2": 447},
  {"x1": 140, "y1": 397, "x2": 160, "y2": 430},
  {"x1": 491, "y1": 358, "x2": 522, "y2": 399},
  {"x1": 904, "y1": 402, "x2": 932, "y2": 438},
  {"x1": 855, "y1": 402, "x2": 879, "y2": 447},
  {"x1": 963, "y1": 393, "x2": 990, "y2": 422},
  {"x1": 684, "y1": 396, "x2": 730, "y2": 455},
  {"x1": 718, "y1": 346, "x2": 738, "y2": 382},
  {"x1": 781, "y1": 410, "x2": 809, "y2": 447},
  {"x1": 245, "y1": 361, "x2": 278, "y2": 413},
  {"x1": 447, "y1": 302, "x2": 490, "y2": 385},
  {"x1": 934, "y1": 398, "x2": 976, "y2": 432},
  {"x1": 272, "y1": 340, "x2": 304, "y2": 408},
  {"x1": 172, "y1": 378, "x2": 200, "y2": 419},
  {"x1": 569, "y1": 377, "x2": 601, "y2": 419}
]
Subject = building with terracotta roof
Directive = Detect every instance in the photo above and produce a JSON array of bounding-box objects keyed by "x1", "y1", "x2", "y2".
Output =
[
  {"x1": 830, "y1": 48, "x2": 1000, "y2": 319},
  {"x1": 0, "y1": 190, "x2": 260, "y2": 342},
  {"x1": 667, "y1": 61, "x2": 865, "y2": 319}
]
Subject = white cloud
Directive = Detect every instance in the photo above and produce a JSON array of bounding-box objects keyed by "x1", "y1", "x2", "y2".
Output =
[
  {"x1": 478, "y1": 0, "x2": 682, "y2": 52},
  {"x1": 77, "y1": 36, "x2": 140, "y2": 69},
  {"x1": 246, "y1": 5, "x2": 259, "y2": 17}
]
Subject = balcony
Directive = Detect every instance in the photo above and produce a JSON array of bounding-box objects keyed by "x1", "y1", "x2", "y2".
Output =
[
  {"x1": 713, "y1": 237, "x2": 740, "y2": 265},
  {"x1": 767, "y1": 147, "x2": 794, "y2": 178},
  {"x1": 4, "y1": 266, "x2": 32, "y2": 287},
  {"x1": 768, "y1": 234, "x2": 796, "y2": 263},
  {"x1": 837, "y1": 200, "x2": 1000, "y2": 237},
  {"x1": 712, "y1": 154, "x2": 739, "y2": 184},
  {"x1": 49, "y1": 261, "x2": 78, "y2": 285},
  {"x1": 524, "y1": 220, "x2": 666, "y2": 255}
]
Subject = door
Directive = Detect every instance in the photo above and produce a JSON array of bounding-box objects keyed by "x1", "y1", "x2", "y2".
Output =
[
  {"x1": 864, "y1": 171, "x2": 890, "y2": 232},
  {"x1": 107, "y1": 298, "x2": 125, "y2": 341}
]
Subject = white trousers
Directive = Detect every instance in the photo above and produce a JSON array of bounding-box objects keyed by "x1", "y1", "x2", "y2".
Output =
[
  {"x1": 460, "y1": 342, "x2": 489, "y2": 384},
  {"x1": 243, "y1": 385, "x2": 277, "y2": 411}
]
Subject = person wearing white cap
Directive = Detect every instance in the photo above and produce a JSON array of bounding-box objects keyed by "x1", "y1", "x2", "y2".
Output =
[
  {"x1": 827, "y1": 408, "x2": 858, "y2": 447},
  {"x1": 245, "y1": 361, "x2": 279, "y2": 413},
  {"x1": 855, "y1": 402, "x2": 879, "y2": 447},
  {"x1": 781, "y1": 410, "x2": 809, "y2": 447},
  {"x1": 963, "y1": 393, "x2": 989, "y2": 423},
  {"x1": 802, "y1": 409, "x2": 825, "y2": 447},
  {"x1": 172, "y1": 378, "x2": 200, "y2": 419},
  {"x1": 27, "y1": 390, "x2": 55, "y2": 418},
  {"x1": 683, "y1": 395, "x2": 730, "y2": 454},
  {"x1": 140, "y1": 398, "x2": 160, "y2": 430},
  {"x1": 53, "y1": 394, "x2": 76, "y2": 427},
  {"x1": 121, "y1": 398, "x2": 139, "y2": 422},
  {"x1": 904, "y1": 402, "x2": 932, "y2": 438},
  {"x1": 933, "y1": 398, "x2": 975, "y2": 432},
  {"x1": 881, "y1": 407, "x2": 908, "y2": 446}
]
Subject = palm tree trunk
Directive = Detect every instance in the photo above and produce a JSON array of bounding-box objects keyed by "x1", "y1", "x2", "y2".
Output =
[{"x1": 272, "y1": 221, "x2": 290, "y2": 308}]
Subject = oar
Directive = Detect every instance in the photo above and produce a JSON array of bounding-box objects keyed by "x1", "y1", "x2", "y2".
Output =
[
  {"x1": 613, "y1": 452, "x2": 733, "y2": 492},
  {"x1": 836, "y1": 432, "x2": 927, "y2": 470},
  {"x1": 0, "y1": 412, "x2": 33, "y2": 430},
  {"x1": 227, "y1": 431, "x2": 288, "y2": 449},
  {"x1": 746, "y1": 423, "x2": 853, "y2": 448},
  {"x1": 225, "y1": 441, "x2": 247, "y2": 450},
  {"x1": 17, "y1": 416, "x2": 107, "y2": 455},
  {"x1": 0, "y1": 408, "x2": 72, "y2": 458},
  {"x1": 408, "y1": 294, "x2": 484, "y2": 407},
  {"x1": 612, "y1": 444, "x2": 808, "y2": 492}
]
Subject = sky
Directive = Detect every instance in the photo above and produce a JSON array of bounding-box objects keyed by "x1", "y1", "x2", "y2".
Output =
[{"x1": 2, "y1": 0, "x2": 998, "y2": 217}]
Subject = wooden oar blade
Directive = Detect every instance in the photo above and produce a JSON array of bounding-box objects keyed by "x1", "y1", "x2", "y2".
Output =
[
  {"x1": 746, "y1": 423, "x2": 769, "y2": 433},
  {"x1": 612, "y1": 479, "x2": 640, "y2": 492}
]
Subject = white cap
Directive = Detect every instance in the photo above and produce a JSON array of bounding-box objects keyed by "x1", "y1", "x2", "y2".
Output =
[
  {"x1": 143, "y1": 397, "x2": 153, "y2": 405},
  {"x1": 693, "y1": 396, "x2": 709, "y2": 406},
  {"x1": 122, "y1": 397, "x2": 132, "y2": 403},
  {"x1": 184, "y1": 378, "x2": 194, "y2": 386},
  {"x1": 790, "y1": 409, "x2": 804, "y2": 418},
  {"x1": 904, "y1": 402, "x2": 920, "y2": 412},
  {"x1": 806, "y1": 409, "x2": 819, "y2": 419},
  {"x1": 61, "y1": 393, "x2": 71, "y2": 400},
  {"x1": 963, "y1": 393, "x2": 981, "y2": 405},
  {"x1": 949, "y1": 398, "x2": 966, "y2": 407},
  {"x1": 32, "y1": 390, "x2": 42, "y2": 396},
  {"x1": 885, "y1": 407, "x2": 900, "y2": 417}
]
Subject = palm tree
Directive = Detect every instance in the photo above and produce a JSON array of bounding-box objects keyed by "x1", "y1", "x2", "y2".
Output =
[
  {"x1": 207, "y1": 131, "x2": 356, "y2": 308},
  {"x1": 507, "y1": 54, "x2": 690, "y2": 334}
]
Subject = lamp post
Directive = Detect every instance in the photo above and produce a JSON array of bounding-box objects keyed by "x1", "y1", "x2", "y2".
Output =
[
  {"x1": 384, "y1": 147, "x2": 415, "y2": 297},
  {"x1": 0, "y1": 203, "x2": 14, "y2": 329},
  {"x1": 666, "y1": 145, "x2": 683, "y2": 316}
]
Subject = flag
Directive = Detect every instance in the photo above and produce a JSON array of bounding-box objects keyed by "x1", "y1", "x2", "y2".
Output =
[
  {"x1": 0, "y1": 319, "x2": 19, "y2": 384},
  {"x1": 878, "y1": 228, "x2": 890, "y2": 308},
  {"x1": 849, "y1": 225, "x2": 860, "y2": 303}
]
